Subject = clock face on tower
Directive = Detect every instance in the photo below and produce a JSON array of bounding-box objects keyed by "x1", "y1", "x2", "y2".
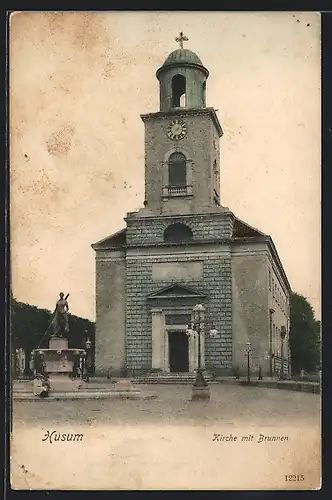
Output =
[{"x1": 167, "y1": 119, "x2": 187, "y2": 141}]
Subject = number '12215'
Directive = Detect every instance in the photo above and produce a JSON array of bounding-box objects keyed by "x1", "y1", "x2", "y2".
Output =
[{"x1": 285, "y1": 474, "x2": 304, "y2": 482}]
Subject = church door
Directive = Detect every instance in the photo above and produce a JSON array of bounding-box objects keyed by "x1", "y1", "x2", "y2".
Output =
[{"x1": 168, "y1": 331, "x2": 189, "y2": 372}]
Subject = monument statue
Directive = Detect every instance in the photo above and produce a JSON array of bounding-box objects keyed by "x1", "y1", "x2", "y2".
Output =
[{"x1": 52, "y1": 292, "x2": 70, "y2": 337}]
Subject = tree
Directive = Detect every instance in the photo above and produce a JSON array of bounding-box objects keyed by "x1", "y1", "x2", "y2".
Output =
[{"x1": 289, "y1": 293, "x2": 321, "y2": 374}]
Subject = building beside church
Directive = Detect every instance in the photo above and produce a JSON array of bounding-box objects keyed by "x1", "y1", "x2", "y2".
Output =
[{"x1": 92, "y1": 35, "x2": 291, "y2": 378}]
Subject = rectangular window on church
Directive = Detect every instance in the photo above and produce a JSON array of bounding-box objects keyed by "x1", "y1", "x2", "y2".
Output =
[
  {"x1": 272, "y1": 278, "x2": 275, "y2": 297},
  {"x1": 268, "y1": 270, "x2": 271, "y2": 290},
  {"x1": 165, "y1": 314, "x2": 191, "y2": 325}
]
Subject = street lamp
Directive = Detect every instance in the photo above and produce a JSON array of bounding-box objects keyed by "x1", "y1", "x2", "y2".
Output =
[
  {"x1": 84, "y1": 337, "x2": 92, "y2": 382},
  {"x1": 279, "y1": 326, "x2": 287, "y2": 380},
  {"x1": 191, "y1": 303, "x2": 210, "y2": 401},
  {"x1": 246, "y1": 341, "x2": 251, "y2": 384}
]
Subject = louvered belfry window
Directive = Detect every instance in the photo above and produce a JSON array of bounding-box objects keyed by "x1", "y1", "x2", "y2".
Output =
[{"x1": 168, "y1": 152, "x2": 187, "y2": 186}]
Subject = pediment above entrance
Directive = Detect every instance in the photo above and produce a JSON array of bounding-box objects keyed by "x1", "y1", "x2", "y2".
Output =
[{"x1": 147, "y1": 283, "x2": 207, "y2": 300}]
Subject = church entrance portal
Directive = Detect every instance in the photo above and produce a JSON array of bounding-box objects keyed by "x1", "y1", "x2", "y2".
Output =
[{"x1": 168, "y1": 331, "x2": 189, "y2": 372}]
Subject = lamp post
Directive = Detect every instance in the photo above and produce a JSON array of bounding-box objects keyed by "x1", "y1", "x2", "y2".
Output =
[
  {"x1": 84, "y1": 337, "x2": 92, "y2": 382},
  {"x1": 246, "y1": 342, "x2": 251, "y2": 384},
  {"x1": 191, "y1": 303, "x2": 210, "y2": 401},
  {"x1": 279, "y1": 326, "x2": 287, "y2": 380}
]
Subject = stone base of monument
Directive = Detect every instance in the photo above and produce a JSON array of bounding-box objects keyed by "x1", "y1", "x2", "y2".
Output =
[
  {"x1": 115, "y1": 379, "x2": 136, "y2": 392},
  {"x1": 191, "y1": 371, "x2": 211, "y2": 401},
  {"x1": 14, "y1": 377, "x2": 157, "y2": 400},
  {"x1": 25, "y1": 335, "x2": 154, "y2": 400},
  {"x1": 191, "y1": 385, "x2": 211, "y2": 401},
  {"x1": 32, "y1": 336, "x2": 86, "y2": 395},
  {"x1": 48, "y1": 374, "x2": 85, "y2": 392}
]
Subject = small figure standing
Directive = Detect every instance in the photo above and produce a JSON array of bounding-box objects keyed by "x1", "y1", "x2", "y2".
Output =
[{"x1": 52, "y1": 292, "x2": 70, "y2": 337}]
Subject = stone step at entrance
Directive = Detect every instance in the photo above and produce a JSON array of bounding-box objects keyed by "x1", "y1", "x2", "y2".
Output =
[{"x1": 132, "y1": 372, "x2": 212, "y2": 384}]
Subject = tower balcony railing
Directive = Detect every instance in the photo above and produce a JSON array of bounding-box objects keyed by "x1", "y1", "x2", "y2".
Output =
[{"x1": 162, "y1": 185, "x2": 193, "y2": 197}]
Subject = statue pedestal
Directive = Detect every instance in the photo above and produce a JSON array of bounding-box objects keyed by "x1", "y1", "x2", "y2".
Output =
[
  {"x1": 191, "y1": 385, "x2": 210, "y2": 401},
  {"x1": 48, "y1": 374, "x2": 83, "y2": 392},
  {"x1": 33, "y1": 336, "x2": 86, "y2": 393}
]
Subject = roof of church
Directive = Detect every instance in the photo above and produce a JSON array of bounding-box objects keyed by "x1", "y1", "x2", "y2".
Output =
[
  {"x1": 232, "y1": 217, "x2": 266, "y2": 238},
  {"x1": 91, "y1": 228, "x2": 126, "y2": 249},
  {"x1": 162, "y1": 48, "x2": 203, "y2": 68},
  {"x1": 91, "y1": 216, "x2": 266, "y2": 249},
  {"x1": 157, "y1": 48, "x2": 209, "y2": 78}
]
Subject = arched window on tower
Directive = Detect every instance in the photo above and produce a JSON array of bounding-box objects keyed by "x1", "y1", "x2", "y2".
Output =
[
  {"x1": 168, "y1": 152, "x2": 187, "y2": 194},
  {"x1": 164, "y1": 223, "x2": 193, "y2": 243},
  {"x1": 172, "y1": 74, "x2": 186, "y2": 108}
]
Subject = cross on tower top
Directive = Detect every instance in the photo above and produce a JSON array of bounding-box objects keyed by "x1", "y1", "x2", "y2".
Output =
[{"x1": 175, "y1": 32, "x2": 189, "y2": 49}]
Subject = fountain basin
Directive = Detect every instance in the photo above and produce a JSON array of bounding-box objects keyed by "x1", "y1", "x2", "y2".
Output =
[{"x1": 32, "y1": 337, "x2": 86, "y2": 392}]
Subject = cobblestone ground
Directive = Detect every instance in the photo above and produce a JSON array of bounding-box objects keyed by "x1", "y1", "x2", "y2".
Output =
[{"x1": 11, "y1": 384, "x2": 321, "y2": 490}]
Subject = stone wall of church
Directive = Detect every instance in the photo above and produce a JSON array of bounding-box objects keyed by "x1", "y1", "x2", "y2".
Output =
[
  {"x1": 267, "y1": 257, "x2": 291, "y2": 376},
  {"x1": 231, "y1": 249, "x2": 270, "y2": 376},
  {"x1": 126, "y1": 248, "x2": 232, "y2": 376},
  {"x1": 203, "y1": 256, "x2": 233, "y2": 374},
  {"x1": 95, "y1": 254, "x2": 126, "y2": 376},
  {"x1": 126, "y1": 213, "x2": 233, "y2": 247}
]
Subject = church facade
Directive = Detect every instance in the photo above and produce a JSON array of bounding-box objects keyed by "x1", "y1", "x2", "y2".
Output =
[{"x1": 92, "y1": 37, "x2": 291, "y2": 378}]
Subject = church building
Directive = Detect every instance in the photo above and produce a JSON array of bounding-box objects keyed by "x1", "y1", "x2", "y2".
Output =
[{"x1": 92, "y1": 34, "x2": 292, "y2": 378}]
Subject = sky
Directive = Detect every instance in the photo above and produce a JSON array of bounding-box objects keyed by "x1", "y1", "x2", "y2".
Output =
[{"x1": 10, "y1": 11, "x2": 321, "y2": 321}]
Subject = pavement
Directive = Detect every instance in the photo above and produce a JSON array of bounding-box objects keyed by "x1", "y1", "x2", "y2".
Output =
[
  {"x1": 11, "y1": 383, "x2": 321, "y2": 490},
  {"x1": 213, "y1": 377, "x2": 320, "y2": 394}
]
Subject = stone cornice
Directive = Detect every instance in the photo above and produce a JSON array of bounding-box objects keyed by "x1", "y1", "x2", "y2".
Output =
[
  {"x1": 156, "y1": 62, "x2": 209, "y2": 80},
  {"x1": 94, "y1": 239, "x2": 232, "y2": 253},
  {"x1": 93, "y1": 231, "x2": 291, "y2": 294},
  {"x1": 140, "y1": 107, "x2": 223, "y2": 137},
  {"x1": 125, "y1": 239, "x2": 232, "y2": 249},
  {"x1": 125, "y1": 210, "x2": 234, "y2": 222}
]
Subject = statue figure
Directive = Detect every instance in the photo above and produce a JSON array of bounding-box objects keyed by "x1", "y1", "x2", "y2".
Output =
[{"x1": 52, "y1": 292, "x2": 69, "y2": 337}]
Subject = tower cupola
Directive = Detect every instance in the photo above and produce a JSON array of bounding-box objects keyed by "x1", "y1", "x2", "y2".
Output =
[{"x1": 156, "y1": 32, "x2": 209, "y2": 112}]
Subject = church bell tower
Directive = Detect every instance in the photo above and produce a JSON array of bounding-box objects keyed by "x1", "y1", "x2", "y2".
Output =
[{"x1": 140, "y1": 33, "x2": 224, "y2": 216}]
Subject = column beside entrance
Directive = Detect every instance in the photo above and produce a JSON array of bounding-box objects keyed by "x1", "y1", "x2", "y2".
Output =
[
  {"x1": 151, "y1": 309, "x2": 164, "y2": 370},
  {"x1": 163, "y1": 329, "x2": 170, "y2": 372},
  {"x1": 189, "y1": 331, "x2": 198, "y2": 372}
]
